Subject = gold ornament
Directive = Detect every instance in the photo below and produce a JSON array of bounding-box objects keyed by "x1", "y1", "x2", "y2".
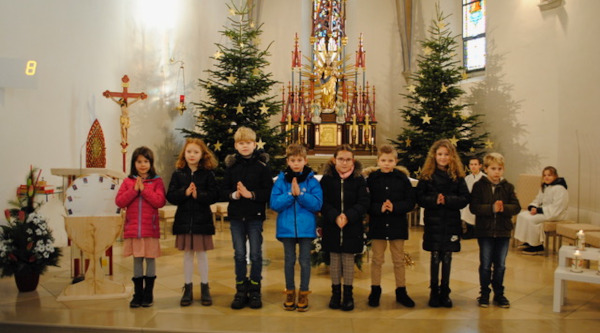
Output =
[
  {"x1": 228, "y1": 128, "x2": 233, "y2": 134},
  {"x1": 440, "y1": 83, "x2": 448, "y2": 93},
  {"x1": 484, "y1": 139, "x2": 494, "y2": 149},
  {"x1": 236, "y1": 103, "x2": 245, "y2": 114},
  {"x1": 470, "y1": 147, "x2": 476, "y2": 153},
  {"x1": 461, "y1": 72, "x2": 469, "y2": 80},
  {"x1": 252, "y1": 68, "x2": 260, "y2": 76},
  {"x1": 259, "y1": 103, "x2": 269, "y2": 115},
  {"x1": 449, "y1": 136, "x2": 459, "y2": 146},
  {"x1": 213, "y1": 140, "x2": 222, "y2": 151},
  {"x1": 256, "y1": 138, "x2": 266, "y2": 150},
  {"x1": 228, "y1": 8, "x2": 236, "y2": 15},
  {"x1": 437, "y1": 21, "x2": 446, "y2": 30},
  {"x1": 214, "y1": 51, "x2": 223, "y2": 59},
  {"x1": 405, "y1": 138, "x2": 412, "y2": 147},
  {"x1": 423, "y1": 46, "x2": 433, "y2": 56},
  {"x1": 419, "y1": 97, "x2": 426, "y2": 103},
  {"x1": 253, "y1": 37, "x2": 261, "y2": 45},
  {"x1": 421, "y1": 114, "x2": 432, "y2": 124},
  {"x1": 407, "y1": 85, "x2": 416, "y2": 93},
  {"x1": 227, "y1": 74, "x2": 237, "y2": 84}
]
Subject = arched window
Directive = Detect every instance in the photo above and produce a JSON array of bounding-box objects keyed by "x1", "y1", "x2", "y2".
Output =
[{"x1": 463, "y1": 0, "x2": 486, "y2": 72}]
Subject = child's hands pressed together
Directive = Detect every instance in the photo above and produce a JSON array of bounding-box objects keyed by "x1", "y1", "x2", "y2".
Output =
[
  {"x1": 336, "y1": 213, "x2": 348, "y2": 229},
  {"x1": 237, "y1": 181, "x2": 252, "y2": 199},
  {"x1": 381, "y1": 199, "x2": 393, "y2": 213},
  {"x1": 134, "y1": 176, "x2": 144, "y2": 192},
  {"x1": 437, "y1": 193, "x2": 445, "y2": 205},
  {"x1": 291, "y1": 177, "x2": 301, "y2": 196},
  {"x1": 185, "y1": 182, "x2": 196, "y2": 198},
  {"x1": 494, "y1": 200, "x2": 504, "y2": 213}
]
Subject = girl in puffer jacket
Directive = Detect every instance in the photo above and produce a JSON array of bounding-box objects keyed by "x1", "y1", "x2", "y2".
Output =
[
  {"x1": 115, "y1": 146, "x2": 166, "y2": 308},
  {"x1": 416, "y1": 139, "x2": 470, "y2": 308}
]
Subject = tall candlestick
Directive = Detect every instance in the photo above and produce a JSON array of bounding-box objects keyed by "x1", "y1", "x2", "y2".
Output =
[{"x1": 576, "y1": 229, "x2": 586, "y2": 251}]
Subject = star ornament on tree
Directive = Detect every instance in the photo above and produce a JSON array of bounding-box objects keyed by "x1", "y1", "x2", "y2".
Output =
[
  {"x1": 236, "y1": 103, "x2": 245, "y2": 114},
  {"x1": 423, "y1": 46, "x2": 433, "y2": 56},
  {"x1": 407, "y1": 84, "x2": 416, "y2": 93},
  {"x1": 259, "y1": 103, "x2": 269, "y2": 115},
  {"x1": 252, "y1": 68, "x2": 261, "y2": 76},
  {"x1": 256, "y1": 138, "x2": 266, "y2": 150},
  {"x1": 227, "y1": 74, "x2": 237, "y2": 84},
  {"x1": 228, "y1": 8, "x2": 237, "y2": 15},
  {"x1": 421, "y1": 114, "x2": 432, "y2": 124},
  {"x1": 213, "y1": 140, "x2": 223, "y2": 151},
  {"x1": 440, "y1": 83, "x2": 449, "y2": 93},
  {"x1": 405, "y1": 138, "x2": 412, "y2": 147},
  {"x1": 214, "y1": 51, "x2": 223, "y2": 60},
  {"x1": 449, "y1": 136, "x2": 459, "y2": 146},
  {"x1": 484, "y1": 139, "x2": 494, "y2": 149}
]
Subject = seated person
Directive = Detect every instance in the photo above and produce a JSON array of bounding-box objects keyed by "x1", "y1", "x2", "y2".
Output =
[{"x1": 514, "y1": 166, "x2": 568, "y2": 255}]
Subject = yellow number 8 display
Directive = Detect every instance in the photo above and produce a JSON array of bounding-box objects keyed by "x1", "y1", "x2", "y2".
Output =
[{"x1": 25, "y1": 60, "x2": 37, "y2": 76}]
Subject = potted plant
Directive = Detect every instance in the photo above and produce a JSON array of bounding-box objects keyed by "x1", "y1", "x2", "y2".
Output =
[{"x1": 0, "y1": 167, "x2": 61, "y2": 292}]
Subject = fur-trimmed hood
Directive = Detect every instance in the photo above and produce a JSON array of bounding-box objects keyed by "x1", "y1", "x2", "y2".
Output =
[
  {"x1": 362, "y1": 165, "x2": 410, "y2": 178},
  {"x1": 322, "y1": 158, "x2": 363, "y2": 178},
  {"x1": 224, "y1": 150, "x2": 270, "y2": 168}
]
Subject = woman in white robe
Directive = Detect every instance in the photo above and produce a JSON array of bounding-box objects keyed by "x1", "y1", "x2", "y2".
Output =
[{"x1": 514, "y1": 166, "x2": 568, "y2": 254}]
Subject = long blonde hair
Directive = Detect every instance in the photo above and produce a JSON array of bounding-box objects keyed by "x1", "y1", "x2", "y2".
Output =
[
  {"x1": 420, "y1": 139, "x2": 465, "y2": 181},
  {"x1": 175, "y1": 138, "x2": 218, "y2": 170}
]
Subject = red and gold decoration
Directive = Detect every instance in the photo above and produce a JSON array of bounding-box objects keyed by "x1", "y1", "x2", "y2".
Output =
[
  {"x1": 85, "y1": 119, "x2": 107, "y2": 168},
  {"x1": 102, "y1": 75, "x2": 147, "y2": 172},
  {"x1": 281, "y1": 0, "x2": 377, "y2": 155},
  {"x1": 170, "y1": 58, "x2": 187, "y2": 115}
]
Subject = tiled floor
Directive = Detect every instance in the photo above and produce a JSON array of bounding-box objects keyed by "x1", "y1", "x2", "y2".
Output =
[{"x1": 1, "y1": 211, "x2": 599, "y2": 333}]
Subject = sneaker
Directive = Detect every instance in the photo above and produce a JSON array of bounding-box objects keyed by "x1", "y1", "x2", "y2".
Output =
[
  {"x1": 477, "y1": 294, "x2": 490, "y2": 308},
  {"x1": 517, "y1": 242, "x2": 530, "y2": 248},
  {"x1": 522, "y1": 245, "x2": 544, "y2": 255},
  {"x1": 493, "y1": 295, "x2": 510, "y2": 308}
]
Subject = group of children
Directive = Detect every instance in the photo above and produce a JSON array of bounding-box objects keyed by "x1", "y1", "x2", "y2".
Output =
[{"x1": 115, "y1": 128, "x2": 555, "y2": 312}]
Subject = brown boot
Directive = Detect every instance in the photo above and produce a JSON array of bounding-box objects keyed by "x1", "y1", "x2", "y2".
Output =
[
  {"x1": 297, "y1": 290, "x2": 311, "y2": 312},
  {"x1": 283, "y1": 289, "x2": 296, "y2": 311}
]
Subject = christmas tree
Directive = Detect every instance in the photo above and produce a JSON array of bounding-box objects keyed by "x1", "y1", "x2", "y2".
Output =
[
  {"x1": 181, "y1": 1, "x2": 285, "y2": 177},
  {"x1": 391, "y1": 4, "x2": 489, "y2": 176}
]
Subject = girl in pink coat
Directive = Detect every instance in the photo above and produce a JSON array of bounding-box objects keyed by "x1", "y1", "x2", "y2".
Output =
[{"x1": 115, "y1": 146, "x2": 166, "y2": 308}]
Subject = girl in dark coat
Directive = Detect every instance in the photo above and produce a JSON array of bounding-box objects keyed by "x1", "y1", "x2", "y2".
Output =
[
  {"x1": 320, "y1": 145, "x2": 370, "y2": 311},
  {"x1": 416, "y1": 139, "x2": 470, "y2": 308},
  {"x1": 167, "y1": 138, "x2": 219, "y2": 307}
]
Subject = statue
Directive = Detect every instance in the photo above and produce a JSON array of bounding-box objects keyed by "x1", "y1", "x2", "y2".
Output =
[
  {"x1": 311, "y1": 101, "x2": 322, "y2": 124},
  {"x1": 335, "y1": 101, "x2": 347, "y2": 124}
]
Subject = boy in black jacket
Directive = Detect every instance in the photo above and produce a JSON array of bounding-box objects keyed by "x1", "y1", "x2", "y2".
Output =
[
  {"x1": 470, "y1": 153, "x2": 520, "y2": 309},
  {"x1": 222, "y1": 127, "x2": 273, "y2": 310}
]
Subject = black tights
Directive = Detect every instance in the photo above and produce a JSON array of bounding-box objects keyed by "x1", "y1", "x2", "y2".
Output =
[{"x1": 430, "y1": 251, "x2": 452, "y2": 289}]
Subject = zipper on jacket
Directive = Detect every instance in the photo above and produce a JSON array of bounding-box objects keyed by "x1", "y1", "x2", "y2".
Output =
[
  {"x1": 294, "y1": 196, "x2": 298, "y2": 238},
  {"x1": 340, "y1": 179, "x2": 344, "y2": 247},
  {"x1": 138, "y1": 192, "x2": 143, "y2": 238}
]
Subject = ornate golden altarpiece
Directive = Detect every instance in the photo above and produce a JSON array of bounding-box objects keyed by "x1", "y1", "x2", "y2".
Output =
[{"x1": 281, "y1": 0, "x2": 376, "y2": 155}]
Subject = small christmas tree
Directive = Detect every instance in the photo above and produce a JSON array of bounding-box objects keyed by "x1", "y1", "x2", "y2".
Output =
[
  {"x1": 181, "y1": 1, "x2": 285, "y2": 177},
  {"x1": 391, "y1": 4, "x2": 489, "y2": 176}
]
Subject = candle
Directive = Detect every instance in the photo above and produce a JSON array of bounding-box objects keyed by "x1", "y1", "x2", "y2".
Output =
[
  {"x1": 570, "y1": 250, "x2": 583, "y2": 273},
  {"x1": 576, "y1": 229, "x2": 585, "y2": 251},
  {"x1": 179, "y1": 95, "x2": 185, "y2": 103}
]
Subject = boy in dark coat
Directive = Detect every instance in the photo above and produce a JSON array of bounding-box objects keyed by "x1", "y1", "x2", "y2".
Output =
[
  {"x1": 221, "y1": 127, "x2": 273, "y2": 310},
  {"x1": 470, "y1": 152, "x2": 521, "y2": 308}
]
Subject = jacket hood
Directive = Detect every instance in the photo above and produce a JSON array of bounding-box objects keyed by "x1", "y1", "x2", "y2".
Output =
[
  {"x1": 362, "y1": 165, "x2": 410, "y2": 178},
  {"x1": 544, "y1": 177, "x2": 567, "y2": 190},
  {"x1": 225, "y1": 149, "x2": 270, "y2": 168},
  {"x1": 322, "y1": 158, "x2": 363, "y2": 177},
  {"x1": 283, "y1": 165, "x2": 314, "y2": 183}
]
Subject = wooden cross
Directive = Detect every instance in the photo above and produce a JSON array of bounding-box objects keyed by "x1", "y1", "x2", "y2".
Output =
[{"x1": 102, "y1": 75, "x2": 147, "y2": 172}]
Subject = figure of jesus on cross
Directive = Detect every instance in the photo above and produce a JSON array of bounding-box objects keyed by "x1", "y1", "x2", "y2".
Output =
[{"x1": 103, "y1": 75, "x2": 147, "y2": 172}]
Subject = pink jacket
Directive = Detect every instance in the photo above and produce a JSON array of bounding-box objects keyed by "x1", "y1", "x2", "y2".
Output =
[{"x1": 115, "y1": 176, "x2": 166, "y2": 239}]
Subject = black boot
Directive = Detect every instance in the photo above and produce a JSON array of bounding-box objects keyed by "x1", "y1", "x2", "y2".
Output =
[
  {"x1": 130, "y1": 277, "x2": 144, "y2": 308},
  {"x1": 429, "y1": 251, "x2": 441, "y2": 308},
  {"x1": 440, "y1": 252, "x2": 453, "y2": 308},
  {"x1": 231, "y1": 279, "x2": 249, "y2": 309},
  {"x1": 180, "y1": 283, "x2": 193, "y2": 307},
  {"x1": 341, "y1": 285, "x2": 354, "y2": 311},
  {"x1": 368, "y1": 285, "x2": 382, "y2": 307},
  {"x1": 142, "y1": 276, "x2": 156, "y2": 307},
  {"x1": 200, "y1": 283, "x2": 212, "y2": 306},
  {"x1": 248, "y1": 280, "x2": 262, "y2": 309},
  {"x1": 329, "y1": 284, "x2": 342, "y2": 309},
  {"x1": 395, "y1": 287, "x2": 415, "y2": 308},
  {"x1": 428, "y1": 285, "x2": 440, "y2": 308}
]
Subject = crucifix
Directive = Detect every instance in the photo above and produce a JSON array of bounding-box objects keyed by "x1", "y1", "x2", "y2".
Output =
[{"x1": 102, "y1": 75, "x2": 147, "y2": 172}]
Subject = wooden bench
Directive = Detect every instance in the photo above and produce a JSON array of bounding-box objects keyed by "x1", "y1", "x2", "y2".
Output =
[
  {"x1": 585, "y1": 231, "x2": 600, "y2": 248},
  {"x1": 542, "y1": 220, "x2": 575, "y2": 255},
  {"x1": 556, "y1": 223, "x2": 600, "y2": 248}
]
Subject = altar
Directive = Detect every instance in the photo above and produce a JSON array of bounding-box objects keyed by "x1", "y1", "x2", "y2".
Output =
[{"x1": 281, "y1": 1, "x2": 377, "y2": 155}]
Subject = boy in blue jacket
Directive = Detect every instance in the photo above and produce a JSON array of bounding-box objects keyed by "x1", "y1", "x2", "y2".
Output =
[{"x1": 270, "y1": 144, "x2": 323, "y2": 312}]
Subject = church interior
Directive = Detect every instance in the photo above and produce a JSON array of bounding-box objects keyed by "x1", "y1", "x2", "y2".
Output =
[{"x1": 1, "y1": 0, "x2": 599, "y2": 332}]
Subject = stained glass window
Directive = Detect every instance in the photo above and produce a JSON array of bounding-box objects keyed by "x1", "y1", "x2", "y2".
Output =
[{"x1": 463, "y1": 0, "x2": 486, "y2": 72}]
